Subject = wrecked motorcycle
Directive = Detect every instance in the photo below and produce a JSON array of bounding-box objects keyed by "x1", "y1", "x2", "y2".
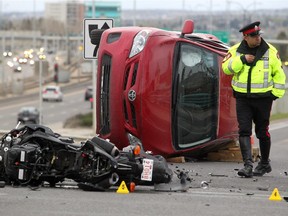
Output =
[{"x1": 0, "y1": 124, "x2": 173, "y2": 191}]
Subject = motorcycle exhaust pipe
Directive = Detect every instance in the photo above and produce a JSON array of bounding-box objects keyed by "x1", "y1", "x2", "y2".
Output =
[
  {"x1": 109, "y1": 172, "x2": 119, "y2": 185},
  {"x1": 91, "y1": 137, "x2": 120, "y2": 157},
  {"x1": 96, "y1": 173, "x2": 119, "y2": 189}
]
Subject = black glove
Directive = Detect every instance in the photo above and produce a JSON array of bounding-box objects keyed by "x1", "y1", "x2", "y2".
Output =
[{"x1": 271, "y1": 93, "x2": 278, "y2": 100}]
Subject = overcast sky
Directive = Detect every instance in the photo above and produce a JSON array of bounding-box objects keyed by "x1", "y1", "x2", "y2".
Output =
[{"x1": 1, "y1": 0, "x2": 287, "y2": 12}]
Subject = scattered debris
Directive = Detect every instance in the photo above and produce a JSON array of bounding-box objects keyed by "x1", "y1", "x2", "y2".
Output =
[
  {"x1": 229, "y1": 188, "x2": 242, "y2": 193},
  {"x1": 28, "y1": 185, "x2": 41, "y2": 191},
  {"x1": 246, "y1": 193, "x2": 254, "y2": 196},
  {"x1": 154, "y1": 171, "x2": 191, "y2": 192},
  {"x1": 208, "y1": 173, "x2": 228, "y2": 177},
  {"x1": 257, "y1": 184, "x2": 270, "y2": 191},
  {"x1": 257, "y1": 187, "x2": 269, "y2": 191},
  {"x1": 200, "y1": 181, "x2": 209, "y2": 189}
]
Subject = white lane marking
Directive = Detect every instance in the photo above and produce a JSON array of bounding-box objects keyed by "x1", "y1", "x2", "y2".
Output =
[{"x1": 270, "y1": 120, "x2": 288, "y2": 131}]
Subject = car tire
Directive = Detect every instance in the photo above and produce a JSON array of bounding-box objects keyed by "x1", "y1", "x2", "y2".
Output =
[{"x1": 90, "y1": 29, "x2": 105, "y2": 46}]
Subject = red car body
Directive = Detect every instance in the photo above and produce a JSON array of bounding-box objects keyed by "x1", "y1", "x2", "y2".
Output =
[{"x1": 96, "y1": 20, "x2": 238, "y2": 158}]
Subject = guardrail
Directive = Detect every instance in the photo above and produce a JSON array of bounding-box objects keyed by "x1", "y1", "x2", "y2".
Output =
[{"x1": 271, "y1": 88, "x2": 288, "y2": 115}]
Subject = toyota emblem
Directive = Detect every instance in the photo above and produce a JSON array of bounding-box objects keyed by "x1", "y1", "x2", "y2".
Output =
[{"x1": 128, "y1": 90, "x2": 136, "y2": 102}]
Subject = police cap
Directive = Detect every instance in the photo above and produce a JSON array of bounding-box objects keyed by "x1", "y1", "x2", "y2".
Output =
[{"x1": 239, "y1": 21, "x2": 261, "y2": 36}]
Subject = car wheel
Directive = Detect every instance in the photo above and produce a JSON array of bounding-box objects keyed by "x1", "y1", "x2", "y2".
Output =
[{"x1": 90, "y1": 29, "x2": 105, "y2": 46}]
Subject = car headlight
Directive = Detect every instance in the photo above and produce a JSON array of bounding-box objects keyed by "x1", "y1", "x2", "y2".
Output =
[{"x1": 129, "y1": 30, "x2": 150, "y2": 58}]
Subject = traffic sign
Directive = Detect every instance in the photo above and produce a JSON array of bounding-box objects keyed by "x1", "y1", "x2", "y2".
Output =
[{"x1": 83, "y1": 18, "x2": 114, "y2": 59}]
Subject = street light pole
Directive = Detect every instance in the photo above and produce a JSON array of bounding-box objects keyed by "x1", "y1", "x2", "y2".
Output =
[
  {"x1": 39, "y1": 59, "x2": 43, "y2": 125},
  {"x1": 33, "y1": 0, "x2": 36, "y2": 49},
  {"x1": 227, "y1": 0, "x2": 260, "y2": 24},
  {"x1": 209, "y1": 0, "x2": 213, "y2": 34},
  {"x1": 226, "y1": 0, "x2": 231, "y2": 44},
  {"x1": 133, "y1": 0, "x2": 136, "y2": 26},
  {"x1": 182, "y1": 0, "x2": 185, "y2": 24}
]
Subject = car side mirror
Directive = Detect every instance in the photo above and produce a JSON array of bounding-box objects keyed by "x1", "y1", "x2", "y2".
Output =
[{"x1": 180, "y1": 20, "x2": 194, "y2": 38}]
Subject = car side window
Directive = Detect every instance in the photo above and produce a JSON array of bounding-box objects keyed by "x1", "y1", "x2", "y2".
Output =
[{"x1": 174, "y1": 43, "x2": 219, "y2": 148}]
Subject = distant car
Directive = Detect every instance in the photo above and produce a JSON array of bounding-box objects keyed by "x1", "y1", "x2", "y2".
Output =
[
  {"x1": 85, "y1": 86, "x2": 93, "y2": 101},
  {"x1": 17, "y1": 107, "x2": 39, "y2": 124},
  {"x1": 13, "y1": 63, "x2": 22, "y2": 72},
  {"x1": 14, "y1": 66, "x2": 22, "y2": 72},
  {"x1": 42, "y1": 85, "x2": 63, "y2": 102}
]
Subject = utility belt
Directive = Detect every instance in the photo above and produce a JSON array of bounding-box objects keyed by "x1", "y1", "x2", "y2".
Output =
[{"x1": 233, "y1": 90, "x2": 273, "y2": 99}]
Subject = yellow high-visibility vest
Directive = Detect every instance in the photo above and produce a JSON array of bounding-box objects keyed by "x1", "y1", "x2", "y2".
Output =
[{"x1": 222, "y1": 42, "x2": 286, "y2": 98}]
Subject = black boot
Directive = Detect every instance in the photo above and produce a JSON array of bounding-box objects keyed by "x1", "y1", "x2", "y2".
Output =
[
  {"x1": 253, "y1": 163, "x2": 272, "y2": 176},
  {"x1": 238, "y1": 165, "x2": 253, "y2": 178},
  {"x1": 238, "y1": 136, "x2": 253, "y2": 178},
  {"x1": 253, "y1": 139, "x2": 272, "y2": 176}
]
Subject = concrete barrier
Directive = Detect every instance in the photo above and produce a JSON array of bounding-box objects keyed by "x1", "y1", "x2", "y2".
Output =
[
  {"x1": 58, "y1": 70, "x2": 70, "y2": 83},
  {"x1": 271, "y1": 87, "x2": 288, "y2": 115}
]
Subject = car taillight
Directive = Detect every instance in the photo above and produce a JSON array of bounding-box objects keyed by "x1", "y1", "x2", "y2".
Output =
[
  {"x1": 54, "y1": 90, "x2": 58, "y2": 94},
  {"x1": 43, "y1": 90, "x2": 47, "y2": 94}
]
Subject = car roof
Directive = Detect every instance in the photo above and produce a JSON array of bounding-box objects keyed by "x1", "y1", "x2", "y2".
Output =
[
  {"x1": 44, "y1": 86, "x2": 61, "y2": 90},
  {"x1": 19, "y1": 107, "x2": 38, "y2": 112}
]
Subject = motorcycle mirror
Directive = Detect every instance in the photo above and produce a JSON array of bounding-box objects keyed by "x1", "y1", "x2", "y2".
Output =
[{"x1": 15, "y1": 121, "x2": 21, "y2": 129}]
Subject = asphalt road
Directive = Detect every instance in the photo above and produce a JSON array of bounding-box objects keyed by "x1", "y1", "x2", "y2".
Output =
[
  {"x1": 0, "y1": 119, "x2": 288, "y2": 216},
  {"x1": 0, "y1": 81, "x2": 92, "y2": 131}
]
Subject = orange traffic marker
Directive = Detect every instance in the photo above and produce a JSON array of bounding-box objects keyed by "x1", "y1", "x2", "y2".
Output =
[
  {"x1": 269, "y1": 188, "x2": 282, "y2": 201},
  {"x1": 116, "y1": 181, "x2": 129, "y2": 194}
]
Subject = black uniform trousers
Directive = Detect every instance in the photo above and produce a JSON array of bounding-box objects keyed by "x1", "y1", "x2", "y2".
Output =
[{"x1": 236, "y1": 97, "x2": 273, "y2": 141}]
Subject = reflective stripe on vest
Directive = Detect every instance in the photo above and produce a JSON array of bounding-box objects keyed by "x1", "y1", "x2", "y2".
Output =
[
  {"x1": 227, "y1": 52, "x2": 240, "y2": 74},
  {"x1": 232, "y1": 50, "x2": 275, "y2": 90},
  {"x1": 232, "y1": 80, "x2": 274, "y2": 89},
  {"x1": 274, "y1": 83, "x2": 286, "y2": 89},
  {"x1": 263, "y1": 50, "x2": 269, "y2": 88}
]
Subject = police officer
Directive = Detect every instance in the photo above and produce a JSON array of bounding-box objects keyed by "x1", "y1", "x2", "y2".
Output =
[{"x1": 222, "y1": 21, "x2": 286, "y2": 178}]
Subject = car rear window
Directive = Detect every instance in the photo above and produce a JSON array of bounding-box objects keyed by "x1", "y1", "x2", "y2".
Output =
[
  {"x1": 19, "y1": 107, "x2": 38, "y2": 113},
  {"x1": 46, "y1": 88, "x2": 57, "y2": 91}
]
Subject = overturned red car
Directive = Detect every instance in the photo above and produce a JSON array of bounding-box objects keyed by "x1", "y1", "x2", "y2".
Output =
[{"x1": 95, "y1": 20, "x2": 238, "y2": 158}]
